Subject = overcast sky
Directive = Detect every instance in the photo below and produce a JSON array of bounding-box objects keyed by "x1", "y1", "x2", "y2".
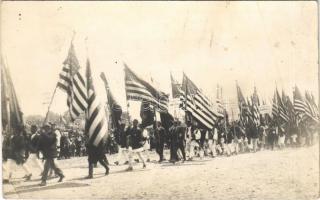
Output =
[{"x1": 1, "y1": 1, "x2": 318, "y2": 120}]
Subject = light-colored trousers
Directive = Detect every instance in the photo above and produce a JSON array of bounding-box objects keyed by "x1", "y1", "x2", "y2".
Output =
[
  {"x1": 207, "y1": 139, "x2": 217, "y2": 157},
  {"x1": 127, "y1": 147, "x2": 146, "y2": 167},
  {"x1": 116, "y1": 146, "x2": 129, "y2": 163},
  {"x1": 3, "y1": 159, "x2": 31, "y2": 180}
]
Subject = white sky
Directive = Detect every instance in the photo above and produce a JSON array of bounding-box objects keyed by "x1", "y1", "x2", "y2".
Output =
[{"x1": 1, "y1": 1, "x2": 318, "y2": 120}]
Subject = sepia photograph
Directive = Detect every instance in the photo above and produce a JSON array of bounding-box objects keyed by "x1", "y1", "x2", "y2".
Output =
[{"x1": 1, "y1": 1, "x2": 319, "y2": 199}]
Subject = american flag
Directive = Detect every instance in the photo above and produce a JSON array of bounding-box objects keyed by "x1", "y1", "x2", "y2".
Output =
[
  {"x1": 293, "y1": 86, "x2": 307, "y2": 122},
  {"x1": 305, "y1": 91, "x2": 319, "y2": 122},
  {"x1": 57, "y1": 44, "x2": 87, "y2": 121},
  {"x1": 251, "y1": 87, "x2": 260, "y2": 126},
  {"x1": 236, "y1": 83, "x2": 249, "y2": 126},
  {"x1": 276, "y1": 89, "x2": 289, "y2": 122},
  {"x1": 181, "y1": 73, "x2": 217, "y2": 129},
  {"x1": 85, "y1": 59, "x2": 108, "y2": 146},
  {"x1": 124, "y1": 64, "x2": 169, "y2": 112}
]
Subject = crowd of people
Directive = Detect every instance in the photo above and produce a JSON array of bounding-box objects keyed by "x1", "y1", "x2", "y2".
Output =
[{"x1": 2, "y1": 116, "x2": 318, "y2": 186}]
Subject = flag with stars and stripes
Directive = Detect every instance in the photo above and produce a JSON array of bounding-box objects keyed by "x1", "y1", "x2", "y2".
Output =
[
  {"x1": 124, "y1": 63, "x2": 169, "y2": 113},
  {"x1": 276, "y1": 89, "x2": 289, "y2": 123},
  {"x1": 305, "y1": 91, "x2": 319, "y2": 123},
  {"x1": 251, "y1": 86, "x2": 260, "y2": 126},
  {"x1": 85, "y1": 59, "x2": 108, "y2": 146},
  {"x1": 57, "y1": 44, "x2": 87, "y2": 121},
  {"x1": 293, "y1": 86, "x2": 307, "y2": 123},
  {"x1": 181, "y1": 73, "x2": 218, "y2": 129}
]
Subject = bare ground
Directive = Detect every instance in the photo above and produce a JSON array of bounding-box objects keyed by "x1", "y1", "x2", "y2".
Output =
[{"x1": 3, "y1": 144, "x2": 319, "y2": 200}]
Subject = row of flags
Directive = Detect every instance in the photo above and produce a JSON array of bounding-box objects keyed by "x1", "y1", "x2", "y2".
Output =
[
  {"x1": 58, "y1": 40, "x2": 320, "y2": 142},
  {"x1": 237, "y1": 83, "x2": 319, "y2": 129},
  {"x1": 2, "y1": 42, "x2": 319, "y2": 141}
]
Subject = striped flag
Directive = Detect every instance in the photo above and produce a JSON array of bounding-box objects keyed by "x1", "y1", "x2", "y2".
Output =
[
  {"x1": 171, "y1": 73, "x2": 182, "y2": 99},
  {"x1": 57, "y1": 44, "x2": 87, "y2": 121},
  {"x1": 100, "y1": 72, "x2": 122, "y2": 130},
  {"x1": 293, "y1": 86, "x2": 307, "y2": 122},
  {"x1": 251, "y1": 87, "x2": 260, "y2": 126},
  {"x1": 124, "y1": 64, "x2": 169, "y2": 112},
  {"x1": 236, "y1": 83, "x2": 249, "y2": 126},
  {"x1": 276, "y1": 89, "x2": 289, "y2": 122},
  {"x1": 85, "y1": 59, "x2": 108, "y2": 146},
  {"x1": 181, "y1": 73, "x2": 217, "y2": 129},
  {"x1": 305, "y1": 91, "x2": 319, "y2": 122}
]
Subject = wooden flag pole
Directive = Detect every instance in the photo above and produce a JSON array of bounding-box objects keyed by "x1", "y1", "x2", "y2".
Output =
[
  {"x1": 42, "y1": 32, "x2": 76, "y2": 126},
  {"x1": 43, "y1": 85, "x2": 58, "y2": 125}
]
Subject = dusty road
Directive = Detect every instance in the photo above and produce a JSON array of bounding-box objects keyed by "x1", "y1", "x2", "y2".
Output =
[{"x1": 3, "y1": 145, "x2": 319, "y2": 200}]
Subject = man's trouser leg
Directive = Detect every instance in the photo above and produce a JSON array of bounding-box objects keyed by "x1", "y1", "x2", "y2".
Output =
[
  {"x1": 29, "y1": 153, "x2": 44, "y2": 171},
  {"x1": 51, "y1": 159, "x2": 63, "y2": 177},
  {"x1": 41, "y1": 159, "x2": 51, "y2": 183},
  {"x1": 178, "y1": 142, "x2": 186, "y2": 161}
]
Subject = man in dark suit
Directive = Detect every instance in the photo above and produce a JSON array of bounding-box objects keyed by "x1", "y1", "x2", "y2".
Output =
[
  {"x1": 155, "y1": 121, "x2": 166, "y2": 162},
  {"x1": 169, "y1": 121, "x2": 178, "y2": 163},
  {"x1": 175, "y1": 121, "x2": 186, "y2": 162},
  {"x1": 39, "y1": 124, "x2": 64, "y2": 186},
  {"x1": 126, "y1": 119, "x2": 146, "y2": 171}
]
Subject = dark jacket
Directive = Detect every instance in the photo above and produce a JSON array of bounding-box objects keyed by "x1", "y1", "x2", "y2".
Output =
[
  {"x1": 128, "y1": 126, "x2": 144, "y2": 149},
  {"x1": 86, "y1": 141, "x2": 106, "y2": 163},
  {"x1": 155, "y1": 126, "x2": 166, "y2": 144},
  {"x1": 169, "y1": 125, "x2": 178, "y2": 144},
  {"x1": 250, "y1": 123, "x2": 259, "y2": 139},
  {"x1": 9, "y1": 134, "x2": 26, "y2": 164},
  {"x1": 115, "y1": 126, "x2": 127, "y2": 148},
  {"x1": 39, "y1": 131, "x2": 58, "y2": 159}
]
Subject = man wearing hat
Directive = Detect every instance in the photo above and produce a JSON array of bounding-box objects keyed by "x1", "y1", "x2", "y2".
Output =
[{"x1": 38, "y1": 123, "x2": 64, "y2": 186}]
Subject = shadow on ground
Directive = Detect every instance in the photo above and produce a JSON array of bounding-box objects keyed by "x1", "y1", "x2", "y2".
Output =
[{"x1": 4, "y1": 182, "x2": 89, "y2": 196}]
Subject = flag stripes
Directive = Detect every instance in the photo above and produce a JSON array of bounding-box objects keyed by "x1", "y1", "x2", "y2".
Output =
[
  {"x1": 181, "y1": 74, "x2": 217, "y2": 129},
  {"x1": 276, "y1": 90, "x2": 289, "y2": 122},
  {"x1": 86, "y1": 60, "x2": 108, "y2": 146},
  {"x1": 124, "y1": 65, "x2": 169, "y2": 112},
  {"x1": 57, "y1": 44, "x2": 87, "y2": 121}
]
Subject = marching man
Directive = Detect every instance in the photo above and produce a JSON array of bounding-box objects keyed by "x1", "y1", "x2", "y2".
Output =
[{"x1": 126, "y1": 119, "x2": 147, "y2": 171}]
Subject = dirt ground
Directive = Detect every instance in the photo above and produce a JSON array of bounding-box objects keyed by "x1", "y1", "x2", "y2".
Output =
[{"x1": 2, "y1": 144, "x2": 319, "y2": 200}]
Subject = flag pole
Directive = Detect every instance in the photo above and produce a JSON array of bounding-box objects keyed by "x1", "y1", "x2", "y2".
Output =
[
  {"x1": 43, "y1": 85, "x2": 58, "y2": 125},
  {"x1": 42, "y1": 32, "x2": 76, "y2": 126},
  {"x1": 123, "y1": 62, "x2": 131, "y2": 125}
]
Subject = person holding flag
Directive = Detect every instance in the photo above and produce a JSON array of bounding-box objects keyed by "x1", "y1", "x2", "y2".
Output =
[{"x1": 85, "y1": 59, "x2": 110, "y2": 179}]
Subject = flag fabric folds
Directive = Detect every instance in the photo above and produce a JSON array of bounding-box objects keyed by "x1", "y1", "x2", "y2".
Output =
[
  {"x1": 236, "y1": 83, "x2": 249, "y2": 125},
  {"x1": 85, "y1": 59, "x2": 108, "y2": 146},
  {"x1": 140, "y1": 100, "x2": 155, "y2": 128},
  {"x1": 1, "y1": 59, "x2": 24, "y2": 132},
  {"x1": 100, "y1": 72, "x2": 122, "y2": 130},
  {"x1": 57, "y1": 44, "x2": 87, "y2": 121},
  {"x1": 171, "y1": 73, "x2": 182, "y2": 99},
  {"x1": 305, "y1": 91, "x2": 319, "y2": 122},
  {"x1": 181, "y1": 73, "x2": 217, "y2": 129},
  {"x1": 276, "y1": 89, "x2": 289, "y2": 123},
  {"x1": 251, "y1": 87, "x2": 260, "y2": 126},
  {"x1": 124, "y1": 64, "x2": 169, "y2": 112},
  {"x1": 293, "y1": 86, "x2": 307, "y2": 122}
]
